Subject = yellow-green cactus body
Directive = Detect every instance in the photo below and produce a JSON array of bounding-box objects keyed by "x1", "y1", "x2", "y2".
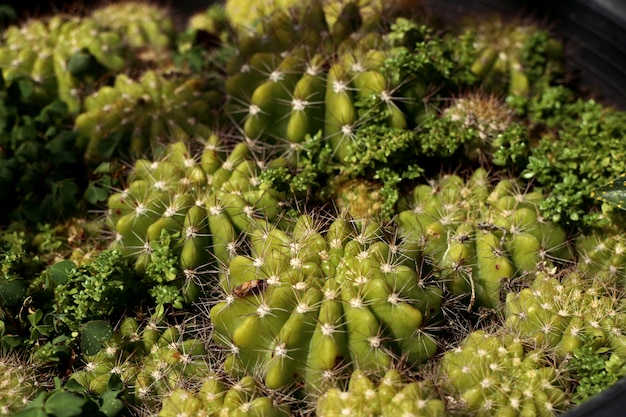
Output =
[{"x1": 210, "y1": 215, "x2": 442, "y2": 393}]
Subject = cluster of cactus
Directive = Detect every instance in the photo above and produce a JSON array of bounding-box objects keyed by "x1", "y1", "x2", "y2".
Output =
[
  {"x1": 574, "y1": 225, "x2": 626, "y2": 283},
  {"x1": 440, "y1": 329, "x2": 569, "y2": 416},
  {"x1": 106, "y1": 136, "x2": 289, "y2": 306},
  {"x1": 225, "y1": 2, "x2": 427, "y2": 160},
  {"x1": 2, "y1": 1, "x2": 626, "y2": 416},
  {"x1": 505, "y1": 268, "x2": 626, "y2": 358},
  {"x1": 69, "y1": 313, "x2": 209, "y2": 413},
  {"x1": 0, "y1": 15, "x2": 128, "y2": 111},
  {"x1": 75, "y1": 71, "x2": 222, "y2": 163},
  {"x1": 0, "y1": 1, "x2": 179, "y2": 109},
  {"x1": 396, "y1": 168, "x2": 572, "y2": 309},
  {"x1": 224, "y1": 0, "x2": 384, "y2": 36},
  {"x1": 90, "y1": 2, "x2": 175, "y2": 54},
  {"x1": 210, "y1": 214, "x2": 442, "y2": 393},
  {"x1": 436, "y1": 92, "x2": 529, "y2": 167},
  {"x1": 158, "y1": 372, "x2": 291, "y2": 417},
  {"x1": 456, "y1": 16, "x2": 564, "y2": 96},
  {"x1": 316, "y1": 369, "x2": 446, "y2": 417},
  {"x1": 0, "y1": 353, "x2": 41, "y2": 415}
]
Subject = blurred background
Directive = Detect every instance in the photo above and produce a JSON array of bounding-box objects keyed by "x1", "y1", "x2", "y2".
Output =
[{"x1": 2, "y1": 0, "x2": 625, "y2": 108}]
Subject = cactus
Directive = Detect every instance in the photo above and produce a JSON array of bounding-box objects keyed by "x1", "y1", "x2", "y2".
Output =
[
  {"x1": 106, "y1": 136, "x2": 289, "y2": 306},
  {"x1": 437, "y1": 92, "x2": 529, "y2": 167},
  {"x1": 0, "y1": 353, "x2": 42, "y2": 415},
  {"x1": 574, "y1": 225, "x2": 626, "y2": 283},
  {"x1": 75, "y1": 71, "x2": 222, "y2": 163},
  {"x1": 504, "y1": 268, "x2": 626, "y2": 359},
  {"x1": 456, "y1": 17, "x2": 564, "y2": 96},
  {"x1": 440, "y1": 329, "x2": 569, "y2": 416},
  {"x1": 68, "y1": 311, "x2": 209, "y2": 413},
  {"x1": 0, "y1": 15, "x2": 129, "y2": 112},
  {"x1": 396, "y1": 168, "x2": 572, "y2": 309},
  {"x1": 223, "y1": 2, "x2": 433, "y2": 151},
  {"x1": 209, "y1": 214, "x2": 442, "y2": 393},
  {"x1": 158, "y1": 372, "x2": 291, "y2": 417},
  {"x1": 224, "y1": 0, "x2": 384, "y2": 36},
  {"x1": 316, "y1": 369, "x2": 447, "y2": 417},
  {"x1": 90, "y1": 1, "x2": 176, "y2": 55}
]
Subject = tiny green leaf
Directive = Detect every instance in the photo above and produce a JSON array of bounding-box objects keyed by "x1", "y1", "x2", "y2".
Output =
[
  {"x1": 592, "y1": 173, "x2": 626, "y2": 211},
  {"x1": 48, "y1": 260, "x2": 76, "y2": 285},
  {"x1": 44, "y1": 391, "x2": 85, "y2": 417},
  {"x1": 81, "y1": 320, "x2": 113, "y2": 356},
  {"x1": 0, "y1": 279, "x2": 26, "y2": 307}
]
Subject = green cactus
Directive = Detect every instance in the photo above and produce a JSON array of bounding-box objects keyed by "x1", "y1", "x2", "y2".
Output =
[
  {"x1": 75, "y1": 71, "x2": 222, "y2": 163},
  {"x1": 224, "y1": 0, "x2": 384, "y2": 37},
  {"x1": 455, "y1": 17, "x2": 564, "y2": 96},
  {"x1": 226, "y1": 19, "x2": 428, "y2": 160},
  {"x1": 316, "y1": 368, "x2": 447, "y2": 417},
  {"x1": 90, "y1": 1, "x2": 176, "y2": 54},
  {"x1": 504, "y1": 268, "x2": 626, "y2": 359},
  {"x1": 433, "y1": 92, "x2": 530, "y2": 167},
  {"x1": 396, "y1": 168, "x2": 572, "y2": 309},
  {"x1": 209, "y1": 214, "x2": 442, "y2": 393},
  {"x1": 106, "y1": 136, "x2": 289, "y2": 306},
  {"x1": 0, "y1": 353, "x2": 42, "y2": 415},
  {"x1": 574, "y1": 225, "x2": 626, "y2": 283},
  {"x1": 158, "y1": 372, "x2": 291, "y2": 417},
  {"x1": 440, "y1": 329, "x2": 569, "y2": 417},
  {"x1": 0, "y1": 15, "x2": 129, "y2": 112},
  {"x1": 68, "y1": 311, "x2": 209, "y2": 413}
]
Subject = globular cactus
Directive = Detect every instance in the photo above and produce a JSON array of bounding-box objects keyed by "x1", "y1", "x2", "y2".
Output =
[
  {"x1": 209, "y1": 214, "x2": 442, "y2": 394},
  {"x1": 0, "y1": 15, "x2": 128, "y2": 111},
  {"x1": 90, "y1": 1, "x2": 176, "y2": 56},
  {"x1": 316, "y1": 369, "x2": 447, "y2": 417},
  {"x1": 332, "y1": 178, "x2": 387, "y2": 220},
  {"x1": 395, "y1": 168, "x2": 572, "y2": 309},
  {"x1": 437, "y1": 92, "x2": 529, "y2": 167},
  {"x1": 224, "y1": 2, "x2": 429, "y2": 156},
  {"x1": 75, "y1": 70, "x2": 222, "y2": 163},
  {"x1": 504, "y1": 268, "x2": 626, "y2": 359},
  {"x1": 574, "y1": 225, "x2": 626, "y2": 284},
  {"x1": 106, "y1": 136, "x2": 289, "y2": 306},
  {"x1": 158, "y1": 372, "x2": 291, "y2": 417},
  {"x1": 440, "y1": 329, "x2": 569, "y2": 417},
  {"x1": 69, "y1": 313, "x2": 209, "y2": 412},
  {"x1": 224, "y1": 0, "x2": 384, "y2": 37},
  {"x1": 456, "y1": 17, "x2": 564, "y2": 96},
  {"x1": 0, "y1": 353, "x2": 42, "y2": 416}
]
